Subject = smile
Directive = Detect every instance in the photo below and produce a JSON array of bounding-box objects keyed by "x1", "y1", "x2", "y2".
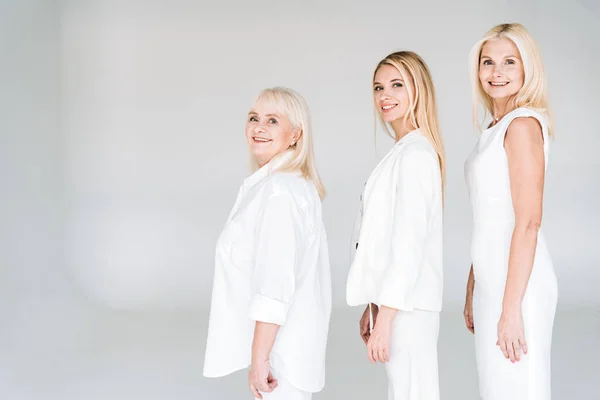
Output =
[
  {"x1": 489, "y1": 82, "x2": 509, "y2": 87},
  {"x1": 253, "y1": 136, "x2": 272, "y2": 143},
  {"x1": 381, "y1": 104, "x2": 398, "y2": 111}
]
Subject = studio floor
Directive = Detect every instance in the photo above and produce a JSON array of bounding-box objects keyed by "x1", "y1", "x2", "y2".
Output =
[{"x1": 1, "y1": 303, "x2": 598, "y2": 400}]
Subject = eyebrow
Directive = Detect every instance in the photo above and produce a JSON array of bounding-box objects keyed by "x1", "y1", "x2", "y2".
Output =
[
  {"x1": 373, "y1": 78, "x2": 404, "y2": 85},
  {"x1": 481, "y1": 54, "x2": 520, "y2": 59},
  {"x1": 247, "y1": 111, "x2": 280, "y2": 118}
]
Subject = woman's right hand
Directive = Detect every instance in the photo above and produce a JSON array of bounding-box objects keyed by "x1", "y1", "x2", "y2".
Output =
[
  {"x1": 360, "y1": 304, "x2": 378, "y2": 344},
  {"x1": 464, "y1": 265, "x2": 475, "y2": 334}
]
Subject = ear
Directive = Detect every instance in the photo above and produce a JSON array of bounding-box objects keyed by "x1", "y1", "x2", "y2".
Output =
[{"x1": 291, "y1": 127, "x2": 303, "y2": 144}]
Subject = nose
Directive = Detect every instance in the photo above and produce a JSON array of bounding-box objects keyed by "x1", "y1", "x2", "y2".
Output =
[
  {"x1": 380, "y1": 89, "x2": 392, "y2": 101},
  {"x1": 492, "y1": 63, "x2": 505, "y2": 76},
  {"x1": 254, "y1": 122, "x2": 266, "y2": 134}
]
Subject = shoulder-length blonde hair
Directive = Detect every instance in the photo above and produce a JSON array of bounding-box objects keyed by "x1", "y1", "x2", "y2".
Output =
[
  {"x1": 250, "y1": 87, "x2": 326, "y2": 199},
  {"x1": 469, "y1": 23, "x2": 555, "y2": 137},
  {"x1": 373, "y1": 51, "x2": 446, "y2": 199}
]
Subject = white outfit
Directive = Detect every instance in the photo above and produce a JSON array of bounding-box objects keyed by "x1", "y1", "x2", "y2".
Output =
[
  {"x1": 384, "y1": 310, "x2": 440, "y2": 400},
  {"x1": 464, "y1": 107, "x2": 558, "y2": 400},
  {"x1": 347, "y1": 130, "x2": 443, "y2": 400},
  {"x1": 255, "y1": 368, "x2": 312, "y2": 400},
  {"x1": 203, "y1": 151, "x2": 332, "y2": 395}
]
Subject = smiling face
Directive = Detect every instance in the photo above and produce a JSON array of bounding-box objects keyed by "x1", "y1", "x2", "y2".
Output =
[
  {"x1": 245, "y1": 102, "x2": 300, "y2": 168},
  {"x1": 373, "y1": 64, "x2": 412, "y2": 124},
  {"x1": 479, "y1": 37, "x2": 525, "y2": 103}
]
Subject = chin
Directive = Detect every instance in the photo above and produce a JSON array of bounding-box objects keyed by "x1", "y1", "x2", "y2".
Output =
[{"x1": 381, "y1": 113, "x2": 400, "y2": 123}]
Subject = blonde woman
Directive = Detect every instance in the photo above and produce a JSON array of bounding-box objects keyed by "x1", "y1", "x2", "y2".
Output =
[
  {"x1": 203, "y1": 87, "x2": 332, "y2": 400},
  {"x1": 347, "y1": 51, "x2": 445, "y2": 400},
  {"x1": 463, "y1": 23, "x2": 558, "y2": 399}
]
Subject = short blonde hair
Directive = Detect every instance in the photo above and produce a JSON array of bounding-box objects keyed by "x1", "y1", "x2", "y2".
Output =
[
  {"x1": 469, "y1": 23, "x2": 555, "y2": 137},
  {"x1": 373, "y1": 51, "x2": 446, "y2": 201},
  {"x1": 251, "y1": 87, "x2": 326, "y2": 199}
]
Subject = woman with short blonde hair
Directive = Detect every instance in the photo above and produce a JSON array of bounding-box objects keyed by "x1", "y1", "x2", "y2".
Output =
[
  {"x1": 464, "y1": 23, "x2": 558, "y2": 399},
  {"x1": 204, "y1": 87, "x2": 332, "y2": 400}
]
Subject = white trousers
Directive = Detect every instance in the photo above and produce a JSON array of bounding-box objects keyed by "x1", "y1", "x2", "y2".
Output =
[
  {"x1": 382, "y1": 309, "x2": 440, "y2": 400},
  {"x1": 254, "y1": 368, "x2": 311, "y2": 400}
]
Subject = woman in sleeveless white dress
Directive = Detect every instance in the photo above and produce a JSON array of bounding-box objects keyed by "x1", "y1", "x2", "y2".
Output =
[{"x1": 463, "y1": 24, "x2": 558, "y2": 400}]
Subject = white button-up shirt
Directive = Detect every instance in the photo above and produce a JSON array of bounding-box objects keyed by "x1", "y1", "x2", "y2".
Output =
[
  {"x1": 203, "y1": 152, "x2": 332, "y2": 393},
  {"x1": 346, "y1": 130, "x2": 443, "y2": 312}
]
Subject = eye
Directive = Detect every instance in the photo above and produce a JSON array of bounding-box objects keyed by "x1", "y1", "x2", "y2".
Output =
[
  {"x1": 506, "y1": 59, "x2": 516, "y2": 65},
  {"x1": 393, "y1": 82, "x2": 403, "y2": 88},
  {"x1": 482, "y1": 59, "x2": 493, "y2": 66},
  {"x1": 268, "y1": 118, "x2": 278, "y2": 124},
  {"x1": 373, "y1": 85, "x2": 383, "y2": 91},
  {"x1": 249, "y1": 116, "x2": 258, "y2": 122}
]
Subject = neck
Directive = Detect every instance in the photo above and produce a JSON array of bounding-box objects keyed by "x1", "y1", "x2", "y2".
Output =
[
  {"x1": 391, "y1": 118, "x2": 417, "y2": 142},
  {"x1": 491, "y1": 97, "x2": 516, "y2": 123}
]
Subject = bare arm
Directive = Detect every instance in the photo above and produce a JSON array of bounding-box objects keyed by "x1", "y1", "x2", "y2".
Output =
[
  {"x1": 249, "y1": 322, "x2": 280, "y2": 398},
  {"x1": 252, "y1": 321, "x2": 280, "y2": 364},
  {"x1": 497, "y1": 116, "x2": 545, "y2": 362},
  {"x1": 464, "y1": 264, "x2": 475, "y2": 334},
  {"x1": 503, "y1": 117, "x2": 545, "y2": 312}
]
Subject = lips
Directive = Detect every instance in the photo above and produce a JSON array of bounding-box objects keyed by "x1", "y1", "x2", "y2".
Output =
[
  {"x1": 381, "y1": 103, "x2": 398, "y2": 112},
  {"x1": 252, "y1": 136, "x2": 272, "y2": 143},
  {"x1": 489, "y1": 81, "x2": 509, "y2": 87}
]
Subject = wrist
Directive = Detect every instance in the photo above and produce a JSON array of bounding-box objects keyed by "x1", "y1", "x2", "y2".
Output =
[
  {"x1": 502, "y1": 298, "x2": 522, "y2": 314},
  {"x1": 251, "y1": 351, "x2": 270, "y2": 363},
  {"x1": 376, "y1": 305, "x2": 398, "y2": 324}
]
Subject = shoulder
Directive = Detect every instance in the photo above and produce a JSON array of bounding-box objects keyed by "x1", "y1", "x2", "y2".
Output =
[
  {"x1": 505, "y1": 108, "x2": 546, "y2": 135},
  {"x1": 399, "y1": 135, "x2": 438, "y2": 169},
  {"x1": 262, "y1": 172, "x2": 316, "y2": 206},
  {"x1": 505, "y1": 110, "x2": 545, "y2": 145}
]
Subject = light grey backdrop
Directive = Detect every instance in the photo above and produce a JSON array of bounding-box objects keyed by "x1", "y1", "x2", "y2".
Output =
[
  {"x1": 59, "y1": 0, "x2": 599, "y2": 309},
  {"x1": 1, "y1": 0, "x2": 598, "y2": 399}
]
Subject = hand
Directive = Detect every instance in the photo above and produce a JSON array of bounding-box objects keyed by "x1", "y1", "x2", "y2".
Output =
[
  {"x1": 359, "y1": 304, "x2": 378, "y2": 345},
  {"x1": 464, "y1": 292, "x2": 474, "y2": 334},
  {"x1": 366, "y1": 306, "x2": 395, "y2": 363},
  {"x1": 248, "y1": 356, "x2": 278, "y2": 399},
  {"x1": 497, "y1": 308, "x2": 528, "y2": 363}
]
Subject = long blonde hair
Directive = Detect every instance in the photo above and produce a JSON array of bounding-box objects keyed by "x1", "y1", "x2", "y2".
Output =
[
  {"x1": 373, "y1": 51, "x2": 446, "y2": 199},
  {"x1": 469, "y1": 23, "x2": 555, "y2": 137},
  {"x1": 250, "y1": 87, "x2": 326, "y2": 199}
]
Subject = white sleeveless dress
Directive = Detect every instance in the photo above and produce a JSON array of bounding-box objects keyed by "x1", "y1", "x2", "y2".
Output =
[{"x1": 464, "y1": 107, "x2": 558, "y2": 400}]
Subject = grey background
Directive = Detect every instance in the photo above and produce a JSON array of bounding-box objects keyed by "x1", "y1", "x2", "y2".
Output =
[{"x1": 1, "y1": 0, "x2": 598, "y2": 398}]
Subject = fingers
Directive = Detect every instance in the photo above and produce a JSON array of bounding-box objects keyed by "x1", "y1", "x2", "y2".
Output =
[
  {"x1": 512, "y1": 340, "x2": 521, "y2": 362},
  {"x1": 520, "y1": 337, "x2": 528, "y2": 355},
  {"x1": 361, "y1": 332, "x2": 369, "y2": 345},
  {"x1": 360, "y1": 319, "x2": 370, "y2": 344},
  {"x1": 367, "y1": 342, "x2": 376, "y2": 364},
  {"x1": 249, "y1": 383, "x2": 262, "y2": 399},
  {"x1": 377, "y1": 347, "x2": 388, "y2": 363},
  {"x1": 267, "y1": 371, "x2": 278, "y2": 389},
  {"x1": 464, "y1": 313, "x2": 475, "y2": 334},
  {"x1": 497, "y1": 339, "x2": 510, "y2": 360}
]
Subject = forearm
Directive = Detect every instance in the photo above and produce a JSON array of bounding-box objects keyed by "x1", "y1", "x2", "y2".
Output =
[
  {"x1": 503, "y1": 224, "x2": 539, "y2": 312},
  {"x1": 251, "y1": 321, "x2": 280, "y2": 362},
  {"x1": 466, "y1": 264, "x2": 474, "y2": 296}
]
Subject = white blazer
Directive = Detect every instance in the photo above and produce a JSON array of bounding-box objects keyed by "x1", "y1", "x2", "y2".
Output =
[
  {"x1": 346, "y1": 130, "x2": 443, "y2": 312},
  {"x1": 203, "y1": 151, "x2": 332, "y2": 393}
]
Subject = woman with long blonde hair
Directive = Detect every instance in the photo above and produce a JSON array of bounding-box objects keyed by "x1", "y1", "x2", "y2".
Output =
[
  {"x1": 203, "y1": 87, "x2": 332, "y2": 400},
  {"x1": 463, "y1": 23, "x2": 557, "y2": 399},
  {"x1": 347, "y1": 51, "x2": 445, "y2": 400}
]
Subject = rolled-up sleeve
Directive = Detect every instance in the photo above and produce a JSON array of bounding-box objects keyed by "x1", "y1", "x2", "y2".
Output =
[
  {"x1": 377, "y1": 150, "x2": 436, "y2": 311},
  {"x1": 248, "y1": 192, "x2": 301, "y2": 326}
]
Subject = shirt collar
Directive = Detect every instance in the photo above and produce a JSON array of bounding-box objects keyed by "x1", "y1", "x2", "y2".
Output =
[{"x1": 242, "y1": 150, "x2": 295, "y2": 190}]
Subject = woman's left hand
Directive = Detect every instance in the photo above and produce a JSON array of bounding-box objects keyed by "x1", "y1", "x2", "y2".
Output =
[
  {"x1": 497, "y1": 308, "x2": 528, "y2": 363},
  {"x1": 366, "y1": 306, "x2": 396, "y2": 363},
  {"x1": 248, "y1": 356, "x2": 278, "y2": 399}
]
